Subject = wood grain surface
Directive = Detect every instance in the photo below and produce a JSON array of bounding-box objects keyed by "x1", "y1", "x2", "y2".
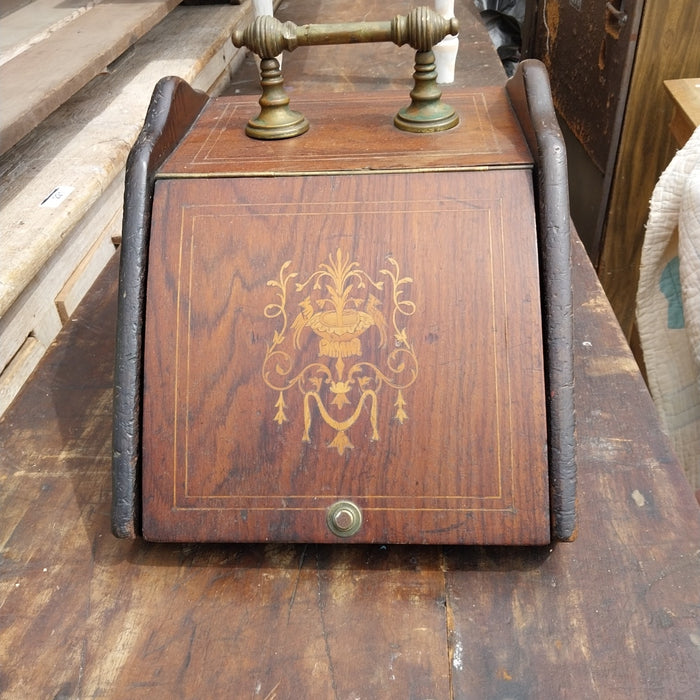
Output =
[
  {"x1": 1, "y1": 1, "x2": 699, "y2": 696},
  {"x1": 0, "y1": 0, "x2": 182, "y2": 154},
  {"x1": 1, "y1": 235, "x2": 699, "y2": 698}
]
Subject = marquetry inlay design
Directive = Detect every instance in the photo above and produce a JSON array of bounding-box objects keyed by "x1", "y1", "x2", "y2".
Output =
[{"x1": 262, "y1": 248, "x2": 418, "y2": 454}]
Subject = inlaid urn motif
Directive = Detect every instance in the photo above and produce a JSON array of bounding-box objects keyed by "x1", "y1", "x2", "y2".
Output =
[{"x1": 262, "y1": 248, "x2": 419, "y2": 454}]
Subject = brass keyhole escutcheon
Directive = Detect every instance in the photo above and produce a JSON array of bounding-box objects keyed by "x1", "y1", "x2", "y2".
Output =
[{"x1": 327, "y1": 500, "x2": 363, "y2": 537}]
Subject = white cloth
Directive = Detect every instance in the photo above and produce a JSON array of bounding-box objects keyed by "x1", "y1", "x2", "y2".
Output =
[{"x1": 637, "y1": 126, "x2": 700, "y2": 488}]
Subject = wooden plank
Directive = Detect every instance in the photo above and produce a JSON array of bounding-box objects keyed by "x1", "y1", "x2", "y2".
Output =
[
  {"x1": 0, "y1": 175, "x2": 124, "y2": 401},
  {"x1": 665, "y1": 78, "x2": 700, "y2": 147},
  {"x1": 0, "y1": 0, "x2": 105, "y2": 67},
  {"x1": 0, "y1": 335, "x2": 45, "y2": 415},
  {"x1": 0, "y1": 3, "x2": 254, "y2": 321},
  {"x1": 54, "y1": 215, "x2": 119, "y2": 324},
  {"x1": 597, "y1": 0, "x2": 700, "y2": 342},
  {"x1": 0, "y1": 0, "x2": 34, "y2": 20},
  {"x1": 104, "y1": 546, "x2": 450, "y2": 697},
  {"x1": 0, "y1": 0, "x2": 182, "y2": 155},
  {"x1": 0, "y1": 3, "x2": 255, "y2": 417}
]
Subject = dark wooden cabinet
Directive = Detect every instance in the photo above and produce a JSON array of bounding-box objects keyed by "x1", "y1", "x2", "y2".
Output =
[
  {"x1": 527, "y1": 0, "x2": 645, "y2": 263},
  {"x1": 526, "y1": 0, "x2": 700, "y2": 345}
]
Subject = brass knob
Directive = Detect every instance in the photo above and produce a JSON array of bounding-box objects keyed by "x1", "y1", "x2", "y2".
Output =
[{"x1": 327, "y1": 500, "x2": 363, "y2": 537}]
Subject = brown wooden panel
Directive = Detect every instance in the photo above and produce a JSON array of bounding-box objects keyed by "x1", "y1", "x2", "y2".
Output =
[
  {"x1": 142, "y1": 168, "x2": 548, "y2": 544},
  {"x1": 0, "y1": 0, "x2": 182, "y2": 155},
  {"x1": 158, "y1": 89, "x2": 532, "y2": 178}
]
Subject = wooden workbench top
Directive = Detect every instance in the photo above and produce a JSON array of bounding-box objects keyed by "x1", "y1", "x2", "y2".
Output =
[
  {"x1": 1, "y1": 1, "x2": 699, "y2": 697},
  {"x1": 1, "y1": 235, "x2": 699, "y2": 698}
]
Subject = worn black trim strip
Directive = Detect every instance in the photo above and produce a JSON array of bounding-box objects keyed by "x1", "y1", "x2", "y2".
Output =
[
  {"x1": 506, "y1": 59, "x2": 577, "y2": 541},
  {"x1": 112, "y1": 76, "x2": 208, "y2": 538}
]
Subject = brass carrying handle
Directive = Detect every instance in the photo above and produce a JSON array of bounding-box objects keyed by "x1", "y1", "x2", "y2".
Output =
[
  {"x1": 232, "y1": 7, "x2": 460, "y2": 140},
  {"x1": 232, "y1": 8, "x2": 459, "y2": 57}
]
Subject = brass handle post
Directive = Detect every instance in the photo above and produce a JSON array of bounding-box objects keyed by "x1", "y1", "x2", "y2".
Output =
[{"x1": 232, "y1": 7, "x2": 460, "y2": 139}]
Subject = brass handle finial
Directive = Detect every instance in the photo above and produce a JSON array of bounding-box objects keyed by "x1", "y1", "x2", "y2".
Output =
[{"x1": 232, "y1": 7, "x2": 460, "y2": 139}]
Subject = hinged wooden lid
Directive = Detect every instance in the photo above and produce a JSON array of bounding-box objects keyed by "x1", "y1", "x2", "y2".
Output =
[{"x1": 158, "y1": 88, "x2": 533, "y2": 178}]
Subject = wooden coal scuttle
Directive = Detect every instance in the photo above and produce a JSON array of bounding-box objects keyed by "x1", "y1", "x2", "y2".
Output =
[{"x1": 112, "y1": 7, "x2": 575, "y2": 545}]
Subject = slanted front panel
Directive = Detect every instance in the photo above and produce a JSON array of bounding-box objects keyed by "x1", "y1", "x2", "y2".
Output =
[{"x1": 142, "y1": 169, "x2": 549, "y2": 543}]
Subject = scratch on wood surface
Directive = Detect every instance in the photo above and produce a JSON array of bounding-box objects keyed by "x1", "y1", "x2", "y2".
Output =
[
  {"x1": 640, "y1": 550, "x2": 700, "y2": 595},
  {"x1": 11, "y1": 467, "x2": 110, "y2": 477},
  {"x1": 77, "y1": 637, "x2": 87, "y2": 697},
  {"x1": 287, "y1": 544, "x2": 308, "y2": 623},
  {"x1": 584, "y1": 355, "x2": 641, "y2": 378},
  {"x1": 263, "y1": 680, "x2": 280, "y2": 699},
  {"x1": 631, "y1": 489, "x2": 646, "y2": 507},
  {"x1": 582, "y1": 295, "x2": 613, "y2": 314},
  {"x1": 451, "y1": 633, "x2": 463, "y2": 671},
  {"x1": 441, "y1": 548, "x2": 457, "y2": 700},
  {"x1": 585, "y1": 437, "x2": 634, "y2": 461},
  {"x1": 498, "y1": 667, "x2": 513, "y2": 681},
  {"x1": 87, "y1": 589, "x2": 143, "y2": 692},
  {"x1": 315, "y1": 548, "x2": 339, "y2": 700},
  {"x1": 176, "y1": 621, "x2": 197, "y2": 686}
]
